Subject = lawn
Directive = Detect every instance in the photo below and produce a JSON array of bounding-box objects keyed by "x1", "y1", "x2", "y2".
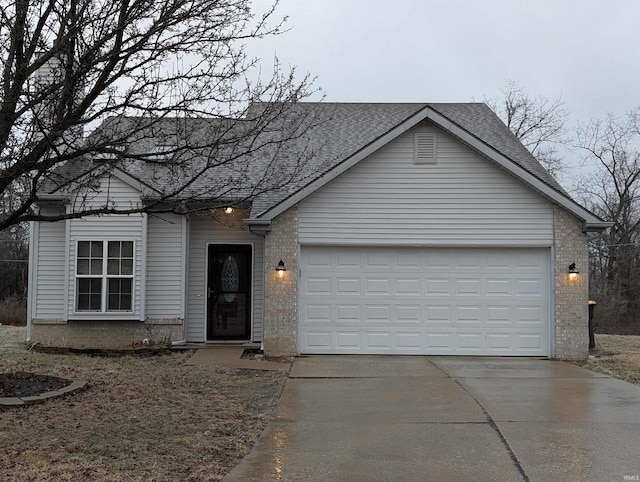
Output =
[
  {"x1": 578, "y1": 334, "x2": 640, "y2": 385},
  {"x1": 2, "y1": 327, "x2": 638, "y2": 482},
  {"x1": 0, "y1": 326, "x2": 288, "y2": 481}
]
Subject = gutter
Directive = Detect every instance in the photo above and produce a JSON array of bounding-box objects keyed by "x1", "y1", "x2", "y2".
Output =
[
  {"x1": 246, "y1": 218, "x2": 272, "y2": 234},
  {"x1": 37, "y1": 194, "x2": 69, "y2": 202},
  {"x1": 584, "y1": 221, "x2": 614, "y2": 233}
]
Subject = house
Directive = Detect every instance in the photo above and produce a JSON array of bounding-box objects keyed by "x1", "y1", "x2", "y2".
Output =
[{"x1": 27, "y1": 103, "x2": 608, "y2": 359}]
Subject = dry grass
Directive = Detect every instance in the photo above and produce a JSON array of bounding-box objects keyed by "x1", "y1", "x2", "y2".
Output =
[
  {"x1": 578, "y1": 334, "x2": 640, "y2": 385},
  {"x1": 0, "y1": 326, "x2": 288, "y2": 481}
]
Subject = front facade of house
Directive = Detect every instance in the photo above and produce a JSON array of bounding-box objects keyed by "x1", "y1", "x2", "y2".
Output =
[{"x1": 27, "y1": 105, "x2": 604, "y2": 359}]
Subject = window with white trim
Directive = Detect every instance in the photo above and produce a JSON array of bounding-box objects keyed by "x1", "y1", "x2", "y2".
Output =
[{"x1": 76, "y1": 240, "x2": 134, "y2": 312}]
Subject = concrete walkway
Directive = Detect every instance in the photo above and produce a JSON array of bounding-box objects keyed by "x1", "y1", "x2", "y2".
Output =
[{"x1": 223, "y1": 356, "x2": 640, "y2": 481}]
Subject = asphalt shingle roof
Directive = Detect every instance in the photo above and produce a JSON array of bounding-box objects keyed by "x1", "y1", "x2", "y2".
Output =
[{"x1": 42, "y1": 102, "x2": 569, "y2": 217}]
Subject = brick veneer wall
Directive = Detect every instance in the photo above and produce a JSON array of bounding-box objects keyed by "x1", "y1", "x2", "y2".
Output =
[
  {"x1": 554, "y1": 205, "x2": 589, "y2": 360},
  {"x1": 263, "y1": 206, "x2": 298, "y2": 357},
  {"x1": 29, "y1": 319, "x2": 183, "y2": 349},
  {"x1": 257, "y1": 203, "x2": 591, "y2": 359}
]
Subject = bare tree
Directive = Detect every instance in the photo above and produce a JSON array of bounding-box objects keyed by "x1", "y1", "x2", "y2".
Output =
[
  {"x1": 575, "y1": 108, "x2": 640, "y2": 333},
  {"x1": 0, "y1": 0, "x2": 318, "y2": 231},
  {"x1": 485, "y1": 80, "x2": 569, "y2": 179}
]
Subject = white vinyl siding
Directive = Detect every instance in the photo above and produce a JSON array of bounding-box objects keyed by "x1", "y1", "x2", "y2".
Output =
[
  {"x1": 145, "y1": 214, "x2": 185, "y2": 320},
  {"x1": 67, "y1": 176, "x2": 145, "y2": 320},
  {"x1": 299, "y1": 123, "x2": 553, "y2": 246},
  {"x1": 299, "y1": 246, "x2": 550, "y2": 356},
  {"x1": 31, "y1": 208, "x2": 66, "y2": 320},
  {"x1": 186, "y1": 216, "x2": 265, "y2": 342}
]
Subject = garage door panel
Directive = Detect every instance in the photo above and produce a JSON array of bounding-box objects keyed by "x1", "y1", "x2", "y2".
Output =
[
  {"x1": 397, "y1": 278, "x2": 421, "y2": 295},
  {"x1": 518, "y1": 333, "x2": 544, "y2": 349},
  {"x1": 456, "y1": 305, "x2": 483, "y2": 322},
  {"x1": 300, "y1": 247, "x2": 549, "y2": 355},
  {"x1": 426, "y1": 305, "x2": 452, "y2": 321},
  {"x1": 307, "y1": 249, "x2": 333, "y2": 267},
  {"x1": 426, "y1": 279, "x2": 451, "y2": 295},
  {"x1": 337, "y1": 278, "x2": 360, "y2": 294},
  {"x1": 337, "y1": 304, "x2": 361, "y2": 321},
  {"x1": 337, "y1": 250, "x2": 361, "y2": 266},
  {"x1": 366, "y1": 278, "x2": 390, "y2": 293},
  {"x1": 486, "y1": 279, "x2": 512, "y2": 295},
  {"x1": 367, "y1": 305, "x2": 391, "y2": 320},
  {"x1": 366, "y1": 250, "x2": 392, "y2": 267},
  {"x1": 306, "y1": 304, "x2": 331, "y2": 321},
  {"x1": 456, "y1": 332, "x2": 483, "y2": 350},
  {"x1": 305, "y1": 331, "x2": 331, "y2": 350},
  {"x1": 397, "y1": 305, "x2": 421, "y2": 321},
  {"x1": 426, "y1": 251, "x2": 453, "y2": 268},
  {"x1": 306, "y1": 277, "x2": 331, "y2": 295},
  {"x1": 456, "y1": 279, "x2": 482, "y2": 295},
  {"x1": 397, "y1": 332, "x2": 421, "y2": 348},
  {"x1": 487, "y1": 333, "x2": 513, "y2": 350},
  {"x1": 515, "y1": 305, "x2": 546, "y2": 323},
  {"x1": 397, "y1": 251, "x2": 424, "y2": 268},
  {"x1": 515, "y1": 279, "x2": 545, "y2": 296},
  {"x1": 455, "y1": 253, "x2": 484, "y2": 269},
  {"x1": 337, "y1": 332, "x2": 361, "y2": 349},
  {"x1": 516, "y1": 252, "x2": 547, "y2": 269},
  {"x1": 366, "y1": 332, "x2": 393, "y2": 349}
]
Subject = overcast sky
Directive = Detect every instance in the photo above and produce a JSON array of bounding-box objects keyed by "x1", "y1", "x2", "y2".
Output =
[{"x1": 249, "y1": 0, "x2": 640, "y2": 187}]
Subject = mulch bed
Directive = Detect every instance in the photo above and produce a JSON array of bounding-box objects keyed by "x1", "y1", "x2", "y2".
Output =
[{"x1": 0, "y1": 372, "x2": 69, "y2": 398}]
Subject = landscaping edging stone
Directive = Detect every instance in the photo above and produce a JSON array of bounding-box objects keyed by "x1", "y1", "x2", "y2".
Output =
[{"x1": 0, "y1": 372, "x2": 87, "y2": 406}]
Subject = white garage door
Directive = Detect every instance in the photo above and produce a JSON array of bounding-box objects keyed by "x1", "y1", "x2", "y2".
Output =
[{"x1": 299, "y1": 247, "x2": 550, "y2": 356}]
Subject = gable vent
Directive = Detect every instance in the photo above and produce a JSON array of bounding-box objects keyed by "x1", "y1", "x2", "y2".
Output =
[{"x1": 414, "y1": 133, "x2": 437, "y2": 164}]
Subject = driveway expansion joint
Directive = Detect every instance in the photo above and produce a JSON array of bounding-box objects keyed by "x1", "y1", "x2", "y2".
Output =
[{"x1": 452, "y1": 378, "x2": 530, "y2": 482}]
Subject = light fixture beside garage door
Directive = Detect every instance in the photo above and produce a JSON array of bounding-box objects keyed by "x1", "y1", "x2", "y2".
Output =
[
  {"x1": 276, "y1": 259, "x2": 287, "y2": 278},
  {"x1": 569, "y1": 263, "x2": 580, "y2": 281}
]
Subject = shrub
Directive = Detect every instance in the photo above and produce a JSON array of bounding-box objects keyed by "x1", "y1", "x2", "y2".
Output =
[{"x1": 0, "y1": 294, "x2": 27, "y2": 326}]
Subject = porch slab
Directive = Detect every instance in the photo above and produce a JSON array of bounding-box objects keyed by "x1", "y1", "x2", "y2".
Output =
[{"x1": 185, "y1": 347, "x2": 291, "y2": 372}]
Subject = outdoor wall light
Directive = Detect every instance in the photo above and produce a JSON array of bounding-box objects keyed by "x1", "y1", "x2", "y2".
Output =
[
  {"x1": 223, "y1": 207, "x2": 234, "y2": 214},
  {"x1": 569, "y1": 263, "x2": 579, "y2": 281},
  {"x1": 276, "y1": 259, "x2": 287, "y2": 278}
]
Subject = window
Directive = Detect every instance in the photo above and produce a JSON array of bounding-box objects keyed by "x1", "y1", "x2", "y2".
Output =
[{"x1": 76, "y1": 240, "x2": 134, "y2": 312}]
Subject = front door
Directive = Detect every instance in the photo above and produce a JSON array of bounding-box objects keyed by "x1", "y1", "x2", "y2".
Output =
[{"x1": 206, "y1": 244, "x2": 252, "y2": 340}]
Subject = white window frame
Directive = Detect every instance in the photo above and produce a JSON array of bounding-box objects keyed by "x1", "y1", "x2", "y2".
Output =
[{"x1": 74, "y1": 239, "x2": 135, "y2": 314}]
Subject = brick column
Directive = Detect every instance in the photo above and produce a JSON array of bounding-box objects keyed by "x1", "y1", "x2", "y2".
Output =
[
  {"x1": 263, "y1": 206, "x2": 298, "y2": 357},
  {"x1": 554, "y1": 206, "x2": 589, "y2": 359}
]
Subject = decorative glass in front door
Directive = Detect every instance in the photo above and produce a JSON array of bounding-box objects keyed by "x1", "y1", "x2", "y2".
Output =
[{"x1": 207, "y1": 245, "x2": 252, "y2": 340}]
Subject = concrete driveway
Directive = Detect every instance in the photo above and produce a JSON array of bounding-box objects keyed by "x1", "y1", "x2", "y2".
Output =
[{"x1": 223, "y1": 356, "x2": 640, "y2": 481}]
